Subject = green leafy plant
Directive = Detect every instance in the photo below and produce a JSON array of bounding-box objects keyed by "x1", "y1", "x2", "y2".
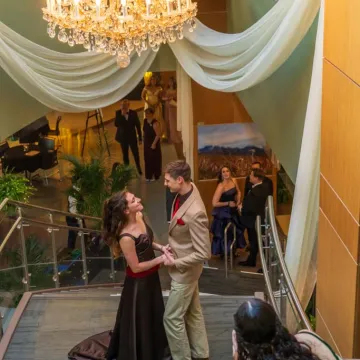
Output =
[
  {"x1": 0, "y1": 234, "x2": 53, "y2": 307},
  {"x1": 0, "y1": 171, "x2": 35, "y2": 215},
  {"x1": 62, "y1": 138, "x2": 136, "y2": 221},
  {"x1": 277, "y1": 176, "x2": 290, "y2": 204}
]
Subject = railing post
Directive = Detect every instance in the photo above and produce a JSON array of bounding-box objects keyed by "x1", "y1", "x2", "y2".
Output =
[
  {"x1": 79, "y1": 231, "x2": 89, "y2": 285},
  {"x1": 279, "y1": 274, "x2": 287, "y2": 324},
  {"x1": 17, "y1": 208, "x2": 30, "y2": 292},
  {"x1": 110, "y1": 252, "x2": 116, "y2": 281},
  {"x1": 224, "y1": 225, "x2": 228, "y2": 278},
  {"x1": 0, "y1": 311, "x2": 4, "y2": 342},
  {"x1": 48, "y1": 213, "x2": 60, "y2": 288},
  {"x1": 230, "y1": 223, "x2": 236, "y2": 271}
]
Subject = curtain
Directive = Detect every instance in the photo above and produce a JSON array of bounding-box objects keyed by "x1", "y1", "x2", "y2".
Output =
[
  {"x1": 284, "y1": 0, "x2": 323, "y2": 307},
  {"x1": 0, "y1": 0, "x2": 319, "y2": 112},
  {"x1": 0, "y1": 22, "x2": 157, "y2": 112},
  {"x1": 176, "y1": 61, "x2": 194, "y2": 172}
]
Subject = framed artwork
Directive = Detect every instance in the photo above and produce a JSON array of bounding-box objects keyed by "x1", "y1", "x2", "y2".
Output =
[{"x1": 197, "y1": 123, "x2": 272, "y2": 180}]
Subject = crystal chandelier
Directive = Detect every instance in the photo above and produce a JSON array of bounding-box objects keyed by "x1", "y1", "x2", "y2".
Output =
[{"x1": 42, "y1": 0, "x2": 197, "y2": 68}]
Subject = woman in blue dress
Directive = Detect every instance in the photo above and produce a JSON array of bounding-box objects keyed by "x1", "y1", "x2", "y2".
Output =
[{"x1": 211, "y1": 166, "x2": 245, "y2": 257}]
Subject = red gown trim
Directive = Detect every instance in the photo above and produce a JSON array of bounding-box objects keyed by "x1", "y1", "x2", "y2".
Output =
[{"x1": 126, "y1": 264, "x2": 159, "y2": 278}]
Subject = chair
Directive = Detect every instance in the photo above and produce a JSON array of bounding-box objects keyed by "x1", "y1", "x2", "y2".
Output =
[
  {"x1": 48, "y1": 116, "x2": 62, "y2": 146},
  {"x1": 38, "y1": 138, "x2": 62, "y2": 185},
  {"x1": 40, "y1": 149, "x2": 59, "y2": 186}
]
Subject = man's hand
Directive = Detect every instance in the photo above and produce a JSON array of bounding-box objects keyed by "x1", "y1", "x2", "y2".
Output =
[
  {"x1": 161, "y1": 244, "x2": 172, "y2": 253},
  {"x1": 163, "y1": 251, "x2": 175, "y2": 266}
]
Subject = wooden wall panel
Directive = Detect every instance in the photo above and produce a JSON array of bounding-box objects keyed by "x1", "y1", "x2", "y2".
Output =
[
  {"x1": 324, "y1": 0, "x2": 360, "y2": 84},
  {"x1": 317, "y1": 211, "x2": 358, "y2": 357},
  {"x1": 320, "y1": 176, "x2": 359, "y2": 262},
  {"x1": 321, "y1": 60, "x2": 360, "y2": 221},
  {"x1": 316, "y1": 310, "x2": 342, "y2": 356}
]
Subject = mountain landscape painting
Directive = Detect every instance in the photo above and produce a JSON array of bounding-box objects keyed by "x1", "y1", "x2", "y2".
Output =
[{"x1": 197, "y1": 123, "x2": 272, "y2": 180}]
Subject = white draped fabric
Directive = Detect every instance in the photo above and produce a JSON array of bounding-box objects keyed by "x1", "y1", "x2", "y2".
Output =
[
  {"x1": 176, "y1": 61, "x2": 194, "y2": 173},
  {"x1": 285, "y1": 0, "x2": 323, "y2": 307},
  {"x1": 0, "y1": 0, "x2": 319, "y2": 112},
  {"x1": 0, "y1": 23, "x2": 157, "y2": 112},
  {"x1": 170, "y1": 0, "x2": 319, "y2": 91}
]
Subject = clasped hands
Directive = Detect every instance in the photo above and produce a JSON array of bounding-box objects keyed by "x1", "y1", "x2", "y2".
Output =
[{"x1": 160, "y1": 244, "x2": 175, "y2": 266}]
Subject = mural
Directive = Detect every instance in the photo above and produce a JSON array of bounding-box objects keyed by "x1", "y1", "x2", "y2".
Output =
[{"x1": 197, "y1": 123, "x2": 272, "y2": 180}]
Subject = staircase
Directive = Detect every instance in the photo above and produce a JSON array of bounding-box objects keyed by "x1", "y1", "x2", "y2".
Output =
[{"x1": 3, "y1": 287, "x2": 252, "y2": 360}]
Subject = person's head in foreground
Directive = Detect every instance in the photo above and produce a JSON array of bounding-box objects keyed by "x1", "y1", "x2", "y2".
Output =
[{"x1": 233, "y1": 299, "x2": 320, "y2": 360}]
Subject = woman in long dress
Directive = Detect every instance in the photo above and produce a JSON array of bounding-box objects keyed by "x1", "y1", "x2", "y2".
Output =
[
  {"x1": 141, "y1": 75, "x2": 166, "y2": 140},
  {"x1": 68, "y1": 191, "x2": 172, "y2": 360},
  {"x1": 143, "y1": 107, "x2": 162, "y2": 182},
  {"x1": 163, "y1": 77, "x2": 184, "y2": 159},
  {"x1": 211, "y1": 166, "x2": 245, "y2": 257}
]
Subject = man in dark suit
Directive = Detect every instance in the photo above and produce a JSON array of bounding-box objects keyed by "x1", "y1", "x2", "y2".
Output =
[
  {"x1": 238, "y1": 168, "x2": 269, "y2": 267},
  {"x1": 115, "y1": 99, "x2": 142, "y2": 175},
  {"x1": 244, "y1": 161, "x2": 274, "y2": 197}
]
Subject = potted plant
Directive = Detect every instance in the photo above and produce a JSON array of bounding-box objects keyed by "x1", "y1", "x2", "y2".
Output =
[
  {"x1": 62, "y1": 139, "x2": 136, "y2": 221},
  {"x1": 0, "y1": 171, "x2": 35, "y2": 216}
]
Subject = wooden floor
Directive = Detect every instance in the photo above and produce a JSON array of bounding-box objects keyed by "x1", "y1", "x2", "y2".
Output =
[{"x1": 4, "y1": 289, "x2": 252, "y2": 360}]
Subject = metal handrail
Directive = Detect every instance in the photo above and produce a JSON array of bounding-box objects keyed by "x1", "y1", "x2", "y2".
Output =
[
  {"x1": 0, "y1": 212, "x2": 115, "y2": 293},
  {"x1": 264, "y1": 196, "x2": 312, "y2": 330},
  {"x1": 0, "y1": 198, "x2": 102, "y2": 221},
  {"x1": 0, "y1": 217, "x2": 22, "y2": 253},
  {"x1": 256, "y1": 216, "x2": 279, "y2": 317},
  {"x1": 224, "y1": 222, "x2": 236, "y2": 278}
]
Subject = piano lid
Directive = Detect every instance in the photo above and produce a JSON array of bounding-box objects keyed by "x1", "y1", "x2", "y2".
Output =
[{"x1": 14, "y1": 116, "x2": 51, "y2": 143}]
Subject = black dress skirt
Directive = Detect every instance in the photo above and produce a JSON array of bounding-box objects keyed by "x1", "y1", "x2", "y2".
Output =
[
  {"x1": 68, "y1": 226, "x2": 171, "y2": 360},
  {"x1": 143, "y1": 118, "x2": 162, "y2": 181}
]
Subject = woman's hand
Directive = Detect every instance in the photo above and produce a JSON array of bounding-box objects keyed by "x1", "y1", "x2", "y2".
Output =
[
  {"x1": 229, "y1": 201, "x2": 237, "y2": 208},
  {"x1": 151, "y1": 144, "x2": 156, "y2": 150}
]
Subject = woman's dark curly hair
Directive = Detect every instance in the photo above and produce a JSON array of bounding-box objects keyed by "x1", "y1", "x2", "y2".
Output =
[
  {"x1": 234, "y1": 299, "x2": 321, "y2": 360},
  {"x1": 103, "y1": 191, "x2": 129, "y2": 258}
]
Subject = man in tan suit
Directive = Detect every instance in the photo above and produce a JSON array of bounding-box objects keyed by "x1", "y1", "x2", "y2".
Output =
[{"x1": 163, "y1": 160, "x2": 211, "y2": 360}]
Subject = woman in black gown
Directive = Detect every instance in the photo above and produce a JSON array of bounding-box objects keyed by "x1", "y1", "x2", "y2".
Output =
[
  {"x1": 143, "y1": 107, "x2": 162, "y2": 182},
  {"x1": 68, "y1": 191, "x2": 172, "y2": 360}
]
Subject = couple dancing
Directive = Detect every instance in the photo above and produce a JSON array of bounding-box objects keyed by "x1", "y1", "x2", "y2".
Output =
[{"x1": 68, "y1": 161, "x2": 211, "y2": 360}]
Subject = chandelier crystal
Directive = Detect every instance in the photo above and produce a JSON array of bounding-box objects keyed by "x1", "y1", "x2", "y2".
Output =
[{"x1": 42, "y1": 0, "x2": 197, "y2": 68}]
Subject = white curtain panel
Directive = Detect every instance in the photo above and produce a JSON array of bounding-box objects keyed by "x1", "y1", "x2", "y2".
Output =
[
  {"x1": 285, "y1": 0, "x2": 323, "y2": 307},
  {"x1": 0, "y1": 22, "x2": 157, "y2": 112},
  {"x1": 0, "y1": 0, "x2": 319, "y2": 112},
  {"x1": 176, "y1": 61, "x2": 194, "y2": 172},
  {"x1": 169, "y1": 0, "x2": 319, "y2": 91}
]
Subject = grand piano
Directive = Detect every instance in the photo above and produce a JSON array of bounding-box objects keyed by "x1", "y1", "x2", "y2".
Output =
[
  {"x1": 14, "y1": 116, "x2": 51, "y2": 143},
  {"x1": 2, "y1": 116, "x2": 59, "y2": 176}
]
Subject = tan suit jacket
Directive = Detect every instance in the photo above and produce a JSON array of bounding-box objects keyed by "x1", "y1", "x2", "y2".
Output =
[{"x1": 168, "y1": 183, "x2": 211, "y2": 284}]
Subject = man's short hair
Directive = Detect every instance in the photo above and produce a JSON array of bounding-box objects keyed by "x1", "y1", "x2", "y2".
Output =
[
  {"x1": 165, "y1": 161, "x2": 191, "y2": 182},
  {"x1": 252, "y1": 168, "x2": 265, "y2": 181}
]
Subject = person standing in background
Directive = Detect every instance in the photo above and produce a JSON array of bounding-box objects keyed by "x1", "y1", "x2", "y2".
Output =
[
  {"x1": 114, "y1": 99, "x2": 143, "y2": 175},
  {"x1": 163, "y1": 77, "x2": 184, "y2": 159},
  {"x1": 143, "y1": 107, "x2": 162, "y2": 182},
  {"x1": 142, "y1": 75, "x2": 167, "y2": 140},
  {"x1": 244, "y1": 161, "x2": 273, "y2": 197}
]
